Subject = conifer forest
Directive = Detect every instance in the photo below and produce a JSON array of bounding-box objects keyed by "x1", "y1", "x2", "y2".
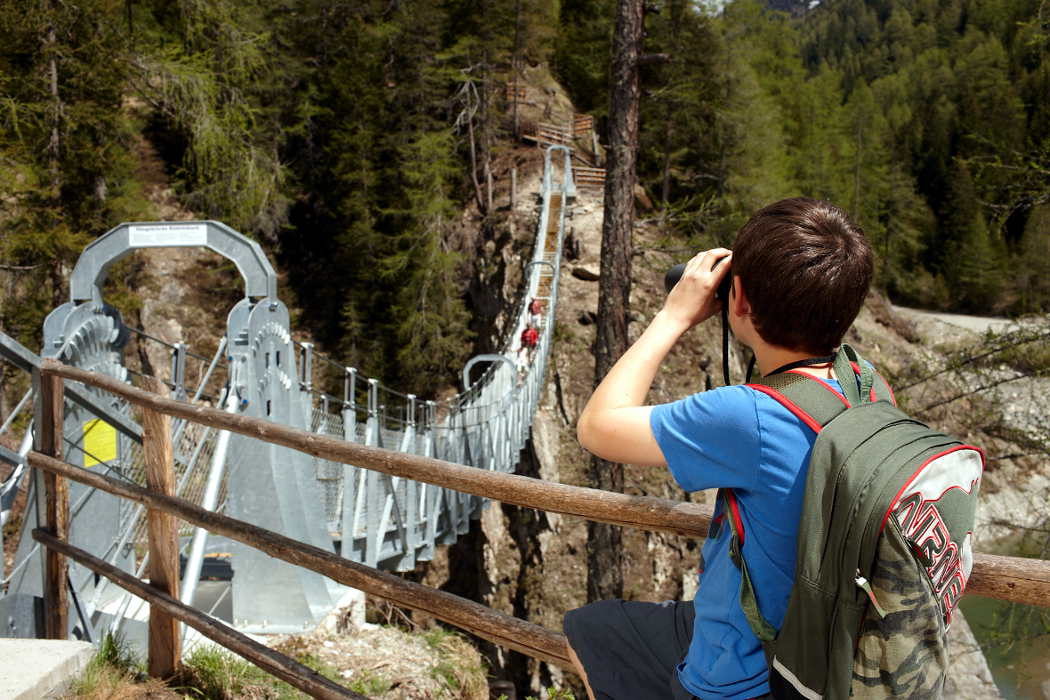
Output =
[{"x1": 1, "y1": 0, "x2": 1048, "y2": 395}]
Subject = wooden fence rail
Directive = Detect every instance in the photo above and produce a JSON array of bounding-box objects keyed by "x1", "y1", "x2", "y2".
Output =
[
  {"x1": 37, "y1": 359, "x2": 1050, "y2": 608},
  {"x1": 29, "y1": 359, "x2": 1050, "y2": 691}
]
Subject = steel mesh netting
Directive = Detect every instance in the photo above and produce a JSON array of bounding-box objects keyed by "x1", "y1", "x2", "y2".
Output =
[
  {"x1": 310, "y1": 406, "x2": 345, "y2": 531},
  {"x1": 114, "y1": 417, "x2": 222, "y2": 550}
]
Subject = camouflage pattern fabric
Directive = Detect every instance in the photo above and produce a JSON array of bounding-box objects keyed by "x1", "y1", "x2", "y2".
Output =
[{"x1": 851, "y1": 519, "x2": 948, "y2": 698}]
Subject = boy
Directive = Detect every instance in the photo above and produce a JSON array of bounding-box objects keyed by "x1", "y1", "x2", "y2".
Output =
[{"x1": 564, "y1": 197, "x2": 874, "y2": 700}]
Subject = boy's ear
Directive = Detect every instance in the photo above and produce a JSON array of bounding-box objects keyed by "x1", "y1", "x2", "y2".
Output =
[{"x1": 730, "y1": 277, "x2": 750, "y2": 317}]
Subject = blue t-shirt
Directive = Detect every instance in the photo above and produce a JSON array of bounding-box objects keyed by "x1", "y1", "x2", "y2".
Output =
[{"x1": 650, "y1": 379, "x2": 839, "y2": 700}]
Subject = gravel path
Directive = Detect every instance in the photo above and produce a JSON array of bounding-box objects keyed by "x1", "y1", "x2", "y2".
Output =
[{"x1": 892, "y1": 305, "x2": 1017, "y2": 335}]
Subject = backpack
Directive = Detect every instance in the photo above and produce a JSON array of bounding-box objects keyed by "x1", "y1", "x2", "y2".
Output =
[{"x1": 720, "y1": 344, "x2": 984, "y2": 699}]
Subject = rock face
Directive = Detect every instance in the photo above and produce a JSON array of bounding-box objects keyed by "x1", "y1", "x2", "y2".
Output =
[{"x1": 944, "y1": 614, "x2": 1002, "y2": 699}]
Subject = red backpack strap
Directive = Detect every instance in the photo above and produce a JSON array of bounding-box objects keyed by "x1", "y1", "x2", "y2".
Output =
[
  {"x1": 721, "y1": 488, "x2": 777, "y2": 642},
  {"x1": 748, "y1": 355, "x2": 897, "y2": 430},
  {"x1": 747, "y1": 372, "x2": 846, "y2": 432}
]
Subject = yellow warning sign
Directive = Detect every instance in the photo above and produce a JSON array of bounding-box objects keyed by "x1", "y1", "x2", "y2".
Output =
[{"x1": 83, "y1": 419, "x2": 117, "y2": 468}]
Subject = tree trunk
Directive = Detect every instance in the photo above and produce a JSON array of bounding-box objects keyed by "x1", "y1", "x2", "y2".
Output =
[
  {"x1": 46, "y1": 21, "x2": 61, "y2": 199},
  {"x1": 46, "y1": 13, "x2": 65, "y2": 310},
  {"x1": 512, "y1": 0, "x2": 522, "y2": 139},
  {"x1": 587, "y1": 0, "x2": 644, "y2": 603}
]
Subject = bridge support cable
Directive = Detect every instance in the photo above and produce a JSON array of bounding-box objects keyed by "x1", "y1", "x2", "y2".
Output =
[{"x1": 179, "y1": 388, "x2": 239, "y2": 609}]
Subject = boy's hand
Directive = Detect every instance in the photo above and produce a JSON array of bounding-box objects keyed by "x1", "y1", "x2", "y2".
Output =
[{"x1": 662, "y1": 248, "x2": 732, "y2": 330}]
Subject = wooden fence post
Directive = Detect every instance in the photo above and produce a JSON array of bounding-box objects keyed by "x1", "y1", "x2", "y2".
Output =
[
  {"x1": 34, "y1": 367, "x2": 67, "y2": 639},
  {"x1": 142, "y1": 378, "x2": 180, "y2": 678}
]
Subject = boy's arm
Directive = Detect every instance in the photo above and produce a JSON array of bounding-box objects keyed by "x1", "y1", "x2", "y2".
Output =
[{"x1": 576, "y1": 249, "x2": 731, "y2": 467}]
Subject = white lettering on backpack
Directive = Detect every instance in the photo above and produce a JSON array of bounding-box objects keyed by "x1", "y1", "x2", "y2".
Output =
[{"x1": 890, "y1": 448, "x2": 982, "y2": 622}]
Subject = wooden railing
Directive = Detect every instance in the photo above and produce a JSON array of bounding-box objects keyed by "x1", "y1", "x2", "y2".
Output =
[{"x1": 30, "y1": 359, "x2": 1050, "y2": 695}]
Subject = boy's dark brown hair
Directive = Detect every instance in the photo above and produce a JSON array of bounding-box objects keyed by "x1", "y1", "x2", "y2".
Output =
[{"x1": 732, "y1": 197, "x2": 873, "y2": 355}]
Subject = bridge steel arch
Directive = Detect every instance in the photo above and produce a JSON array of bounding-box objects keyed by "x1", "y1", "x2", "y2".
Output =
[{"x1": 69, "y1": 220, "x2": 277, "y2": 303}]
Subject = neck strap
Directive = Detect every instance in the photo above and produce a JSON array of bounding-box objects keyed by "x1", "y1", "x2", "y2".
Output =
[{"x1": 766, "y1": 354, "x2": 836, "y2": 377}]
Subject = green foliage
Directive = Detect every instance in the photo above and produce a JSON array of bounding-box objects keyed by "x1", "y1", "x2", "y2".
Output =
[
  {"x1": 177, "y1": 644, "x2": 274, "y2": 698},
  {"x1": 0, "y1": 0, "x2": 143, "y2": 350},
  {"x1": 132, "y1": 0, "x2": 289, "y2": 238},
  {"x1": 554, "y1": 0, "x2": 615, "y2": 116},
  {"x1": 96, "y1": 632, "x2": 141, "y2": 672},
  {"x1": 552, "y1": 0, "x2": 1050, "y2": 312},
  {"x1": 1, "y1": 0, "x2": 1049, "y2": 397},
  {"x1": 795, "y1": 0, "x2": 1048, "y2": 311}
]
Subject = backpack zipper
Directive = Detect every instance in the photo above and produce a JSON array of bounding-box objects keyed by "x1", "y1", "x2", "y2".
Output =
[{"x1": 855, "y1": 569, "x2": 888, "y2": 618}]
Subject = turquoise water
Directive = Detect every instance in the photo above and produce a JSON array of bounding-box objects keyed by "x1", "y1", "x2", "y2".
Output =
[{"x1": 958, "y1": 595, "x2": 1050, "y2": 699}]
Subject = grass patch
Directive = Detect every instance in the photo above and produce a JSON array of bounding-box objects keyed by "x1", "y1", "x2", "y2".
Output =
[
  {"x1": 174, "y1": 644, "x2": 275, "y2": 698},
  {"x1": 67, "y1": 624, "x2": 491, "y2": 699},
  {"x1": 63, "y1": 633, "x2": 179, "y2": 700},
  {"x1": 495, "y1": 689, "x2": 576, "y2": 700},
  {"x1": 176, "y1": 642, "x2": 344, "y2": 699},
  {"x1": 347, "y1": 671, "x2": 392, "y2": 696},
  {"x1": 422, "y1": 626, "x2": 489, "y2": 698}
]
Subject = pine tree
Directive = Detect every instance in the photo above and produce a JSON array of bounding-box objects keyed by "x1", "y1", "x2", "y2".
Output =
[
  {"x1": 638, "y1": 0, "x2": 721, "y2": 220},
  {"x1": 0, "y1": 0, "x2": 140, "y2": 347},
  {"x1": 588, "y1": 0, "x2": 646, "y2": 604},
  {"x1": 383, "y1": 130, "x2": 474, "y2": 391},
  {"x1": 134, "y1": 0, "x2": 289, "y2": 238}
]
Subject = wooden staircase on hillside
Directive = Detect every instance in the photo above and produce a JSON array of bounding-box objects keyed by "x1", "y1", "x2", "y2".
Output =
[
  {"x1": 572, "y1": 166, "x2": 605, "y2": 190},
  {"x1": 506, "y1": 83, "x2": 527, "y2": 104},
  {"x1": 572, "y1": 114, "x2": 593, "y2": 138},
  {"x1": 523, "y1": 122, "x2": 573, "y2": 147}
]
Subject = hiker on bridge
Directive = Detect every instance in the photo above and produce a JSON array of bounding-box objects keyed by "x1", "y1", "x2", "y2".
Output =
[
  {"x1": 519, "y1": 322, "x2": 539, "y2": 361},
  {"x1": 564, "y1": 198, "x2": 875, "y2": 700},
  {"x1": 529, "y1": 297, "x2": 545, "y2": 329}
]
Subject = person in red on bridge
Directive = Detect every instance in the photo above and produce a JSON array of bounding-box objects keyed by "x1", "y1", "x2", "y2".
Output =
[
  {"x1": 520, "y1": 322, "x2": 539, "y2": 360},
  {"x1": 529, "y1": 297, "x2": 545, "y2": 329},
  {"x1": 516, "y1": 322, "x2": 541, "y2": 385}
]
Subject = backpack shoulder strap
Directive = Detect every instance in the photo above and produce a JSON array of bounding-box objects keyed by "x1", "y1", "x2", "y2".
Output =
[
  {"x1": 747, "y1": 371, "x2": 849, "y2": 431},
  {"x1": 747, "y1": 347, "x2": 897, "y2": 430},
  {"x1": 721, "y1": 488, "x2": 777, "y2": 642}
]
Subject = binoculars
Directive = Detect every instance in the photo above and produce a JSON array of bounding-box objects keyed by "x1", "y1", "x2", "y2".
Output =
[{"x1": 663, "y1": 257, "x2": 732, "y2": 303}]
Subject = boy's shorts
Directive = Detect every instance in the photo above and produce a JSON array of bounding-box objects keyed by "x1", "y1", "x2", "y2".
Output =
[
  {"x1": 563, "y1": 599, "x2": 698, "y2": 699},
  {"x1": 563, "y1": 599, "x2": 771, "y2": 700}
]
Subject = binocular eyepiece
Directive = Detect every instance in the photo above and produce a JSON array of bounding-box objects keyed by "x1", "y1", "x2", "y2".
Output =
[{"x1": 664, "y1": 258, "x2": 732, "y2": 303}]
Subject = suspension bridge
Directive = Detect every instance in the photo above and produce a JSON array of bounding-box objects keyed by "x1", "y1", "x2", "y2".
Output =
[{"x1": 0, "y1": 146, "x2": 576, "y2": 643}]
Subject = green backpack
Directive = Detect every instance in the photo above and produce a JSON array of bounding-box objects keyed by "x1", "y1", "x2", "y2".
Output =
[{"x1": 721, "y1": 344, "x2": 984, "y2": 699}]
